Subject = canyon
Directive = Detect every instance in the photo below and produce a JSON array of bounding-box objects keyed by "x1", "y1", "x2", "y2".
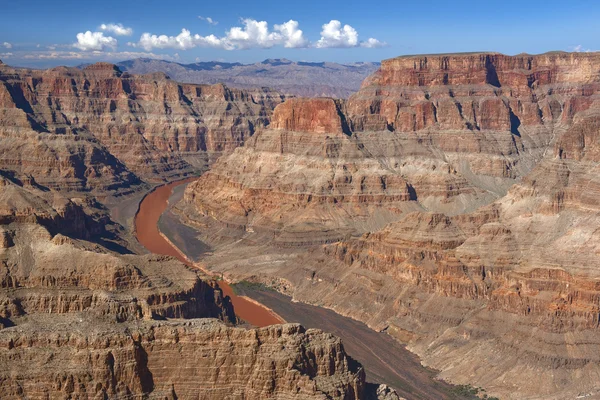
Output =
[
  {"x1": 178, "y1": 51, "x2": 600, "y2": 399},
  {"x1": 0, "y1": 59, "x2": 285, "y2": 194},
  {"x1": 2, "y1": 50, "x2": 600, "y2": 399}
]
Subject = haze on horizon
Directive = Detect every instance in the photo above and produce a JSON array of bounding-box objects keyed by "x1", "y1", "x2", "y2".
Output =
[{"x1": 1, "y1": 0, "x2": 599, "y2": 68}]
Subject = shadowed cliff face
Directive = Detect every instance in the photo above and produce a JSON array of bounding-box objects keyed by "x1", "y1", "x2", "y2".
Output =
[
  {"x1": 0, "y1": 61, "x2": 285, "y2": 194},
  {"x1": 179, "y1": 52, "x2": 600, "y2": 400}
]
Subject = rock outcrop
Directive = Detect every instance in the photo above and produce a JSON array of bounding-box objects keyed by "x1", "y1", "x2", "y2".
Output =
[
  {"x1": 271, "y1": 97, "x2": 350, "y2": 135},
  {"x1": 0, "y1": 61, "x2": 285, "y2": 194},
  {"x1": 0, "y1": 319, "x2": 366, "y2": 399},
  {"x1": 181, "y1": 97, "x2": 420, "y2": 247},
  {"x1": 178, "y1": 52, "x2": 600, "y2": 399}
]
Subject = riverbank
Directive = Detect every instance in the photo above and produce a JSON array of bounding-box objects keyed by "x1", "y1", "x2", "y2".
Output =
[{"x1": 133, "y1": 178, "x2": 284, "y2": 327}]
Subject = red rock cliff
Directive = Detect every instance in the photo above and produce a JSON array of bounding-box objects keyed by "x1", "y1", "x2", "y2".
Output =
[{"x1": 272, "y1": 98, "x2": 350, "y2": 135}]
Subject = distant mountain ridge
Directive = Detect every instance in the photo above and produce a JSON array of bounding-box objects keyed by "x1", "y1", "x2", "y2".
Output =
[{"x1": 115, "y1": 58, "x2": 380, "y2": 98}]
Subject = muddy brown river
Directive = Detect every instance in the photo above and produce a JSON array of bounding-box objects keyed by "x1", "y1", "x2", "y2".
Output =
[{"x1": 134, "y1": 178, "x2": 283, "y2": 327}]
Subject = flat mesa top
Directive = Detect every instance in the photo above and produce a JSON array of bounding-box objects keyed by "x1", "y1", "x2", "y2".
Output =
[{"x1": 383, "y1": 50, "x2": 600, "y2": 63}]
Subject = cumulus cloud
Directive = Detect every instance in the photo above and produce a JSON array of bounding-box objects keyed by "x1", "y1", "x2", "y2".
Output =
[
  {"x1": 129, "y1": 19, "x2": 381, "y2": 51},
  {"x1": 100, "y1": 23, "x2": 133, "y2": 36},
  {"x1": 74, "y1": 31, "x2": 117, "y2": 51},
  {"x1": 226, "y1": 19, "x2": 308, "y2": 49},
  {"x1": 273, "y1": 20, "x2": 309, "y2": 48},
  {"x1": 316, "y1": 20, "x2": 385, "y2": 49},
  {"x1": 198, "y1": 16, "x2": 218, "y2": 25},
  {"x1": 572, "y1": 45, "x2": 598, "y2": 53},
  {"x1": 133, "y1": 19, "x2": 309, "y2": 51},
  {"x1": 2, "y1": 42, "x2": 12, "y2": 49},
  {"x1": 135, "y1": 29, "x2": 230, "y2": 51},
  {"x1": 316, "y1": 20, "x2": 358, "y2": 48},
  {"x1": 361, "y1": 37, "x2": 386, "y2": 48},
  {"x1": 0, "y1": 52, "x2": 13, "y2": 58}
]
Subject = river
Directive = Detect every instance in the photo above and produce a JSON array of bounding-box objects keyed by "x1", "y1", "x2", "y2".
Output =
[{"x1": 134, "y1": 177, "x2": 283, "y2": 327}]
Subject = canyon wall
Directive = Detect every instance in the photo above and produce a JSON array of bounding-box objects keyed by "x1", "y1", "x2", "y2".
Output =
[
  {"x1": 0, "y1": 60, "x2": 285, "y2": 194},
  {"x1": 0, "y1": 319, "x2": 365, "y2": 399},
  {"x1": 180, "y1": 52, "x2": 600, "y2": 399}
]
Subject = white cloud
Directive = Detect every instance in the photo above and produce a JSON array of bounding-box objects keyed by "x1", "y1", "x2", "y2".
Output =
[
  {"x1": 198, "y1": 16, "x2": 218, "y2": 25},
  {"x1": 100, "y1": 23, "x2": 133, "y2": 36},
  {"x1": 273, "y1": 20, "x2": 309, "y2": 48},
  {"x1": 0, "y1": 52, "x2": 13, "y2": 58},
  {"x1": 316, "y1": 20, "x2": 358, "y2": 48},
  {"x1": 572, "y1": 45, "x2": 598, "y2": 53},
  {"x1": 74, "y1": 31, "x2": 117, "y2": 51},
  {"x1": 129, "y1": 19, "x2": 381, "y2": 51},
  {"x1": 361, "y1": 37, "x2": 386, "y2": 48},
  {"x1": 316, "y1": 20, "x2": 385, "y2": 49},
  {"x1": 2, "y1": 42, "x2": 12, "y2": 49},
  {"x1": 134, "y1": 19, "x2": 309, "y2": 51},
  {"x1": 135, "y1": 29, "x2": 230, "y2": 51},
  {"x1": 226, "y1": 19, "x2": 276, "y2": 49},
  {"x1": 233, "y1": 19, "x2": 306, "y2": 48},
  {"x1": 17, "y1": 50, "x2": 178, "y2": 61}
]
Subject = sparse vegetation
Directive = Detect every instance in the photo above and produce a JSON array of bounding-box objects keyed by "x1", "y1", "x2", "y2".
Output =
[
  {"x1": 231, "y1": 280, "x2": 275, "y2": 295},
  {"x1": 450, "y1": 384, "x2": 500, "y2": 400}
]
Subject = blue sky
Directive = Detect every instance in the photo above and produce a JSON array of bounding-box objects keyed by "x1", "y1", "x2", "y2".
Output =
[{"x1": 1, "y1": 0, "x2": 599, "y2": 67}]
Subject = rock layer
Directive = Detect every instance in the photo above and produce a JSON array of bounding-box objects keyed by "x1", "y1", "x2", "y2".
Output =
[
  {"x1": 0, "y1": 177, "x2": 381, "y2": 400},
  {"x1": 0, "y1": 61, "x2": 285, "y2": 194},
  {"x1": 0, "y1": 319, "x2": 366, "y2": 399}
]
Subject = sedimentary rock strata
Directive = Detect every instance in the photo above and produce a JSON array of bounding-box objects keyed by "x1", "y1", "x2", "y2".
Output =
[
  {"x1": 0, "y1": 317, "x2": 366, "y2": 399},
  {"x1": 0, "y1": 60, "x2": 285, "y2": 194},
  {"x1": 182, "y1": 98, "x2": 418, "y2": 246},
  {"x1": 180, "y1": 52, "x2": 600, "y2": 399}
]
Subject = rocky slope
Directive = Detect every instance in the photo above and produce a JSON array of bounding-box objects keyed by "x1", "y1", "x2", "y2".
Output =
[
  {"x1": 117, "y1": 58, "x2": 380, "y2": 98},
  {"x1": 0, "y1": 60, "x2": 285, "y2": 194},
  {"x1": 179, "y1": 51, "x2": 600, "y2": 399}
]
